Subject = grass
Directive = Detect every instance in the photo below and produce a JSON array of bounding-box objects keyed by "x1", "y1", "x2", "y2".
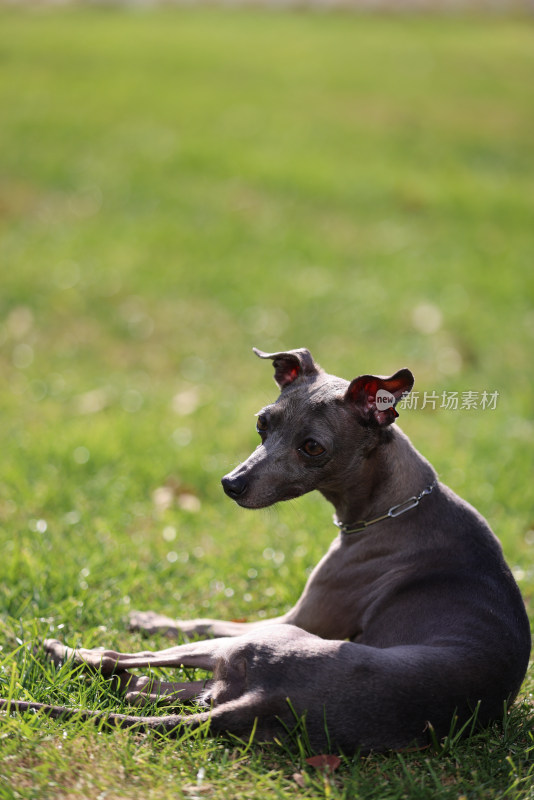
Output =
[{"x1": 0, "y1": 5, "x2": 533, "y2": 798}]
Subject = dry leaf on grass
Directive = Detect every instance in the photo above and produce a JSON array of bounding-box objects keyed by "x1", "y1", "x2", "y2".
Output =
[{"x1": 305, "y1": 754, "x2": 341, "y2": 772}]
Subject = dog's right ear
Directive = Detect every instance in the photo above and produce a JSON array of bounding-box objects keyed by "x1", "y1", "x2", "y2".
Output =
[
  {"x1": 345, "y1": 368, "x2": 414, "y2": 427},
  {"x1": 253, "y1": 348, "x2": 320, "y2": 389}
]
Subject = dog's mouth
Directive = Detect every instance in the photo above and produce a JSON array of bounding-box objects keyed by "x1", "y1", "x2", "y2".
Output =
[
  {"x1": 222, "y1": 477, "x2": 301, "y2": 509},
  {"x1": 232, "y1": 492, "x2": 300, "y2": 510}
]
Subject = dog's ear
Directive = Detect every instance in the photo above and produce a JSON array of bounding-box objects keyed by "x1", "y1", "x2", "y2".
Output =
[
  {"x1": 345, "y1": 368, "x2": 414, "y2": 427},
  {"x1": 253, "y1": 347, "x2": 320, "y2": 389}
]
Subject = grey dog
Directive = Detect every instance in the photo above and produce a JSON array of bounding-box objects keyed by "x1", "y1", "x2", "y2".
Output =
[{"x1": 1, "y1": 348, "x2": 531, "y2": 754}]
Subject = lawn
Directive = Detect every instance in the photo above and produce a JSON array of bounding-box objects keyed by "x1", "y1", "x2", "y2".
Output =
[{"x1": 0, "y1": 5, "x2": 533, "y2": 799}]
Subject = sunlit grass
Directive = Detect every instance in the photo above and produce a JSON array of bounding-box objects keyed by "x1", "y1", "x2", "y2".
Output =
[{"x1": 0, "y1": 6, "x2": 533, "y2": 799}]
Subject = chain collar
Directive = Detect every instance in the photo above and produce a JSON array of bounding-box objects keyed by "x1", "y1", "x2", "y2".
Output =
[{"x1": 334, "y1": 480, "x2": 437, "y2": 536}]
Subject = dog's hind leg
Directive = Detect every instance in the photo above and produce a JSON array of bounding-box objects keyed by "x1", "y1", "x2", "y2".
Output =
[
  {"x1": 42, "y1": 637, "x2": 228, "y2": 706},
  {"x1": 112, "y1": 672, "x2": 211, "y2": 705}
]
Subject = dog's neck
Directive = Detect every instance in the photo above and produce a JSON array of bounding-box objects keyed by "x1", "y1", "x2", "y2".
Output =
[{"x1": 321, "y1": 427, "x2": 436, "y2": 529}]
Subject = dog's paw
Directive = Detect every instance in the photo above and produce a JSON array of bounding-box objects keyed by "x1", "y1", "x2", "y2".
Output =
[
  {"x1": 42, "y1": 638, "x2": 73, "y2": 666},
  {"x1": 128, "y1": 610, "x2": 179, "y2": 637},
  {"x1": 123, "y1": 675, "x2": 155, "y2": 706},
  {"x1": 42, "y1": 639, "x2": 120, "y2": 675}
]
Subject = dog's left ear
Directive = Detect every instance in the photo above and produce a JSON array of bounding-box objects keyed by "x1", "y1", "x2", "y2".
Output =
[
  {"x1": 345, "y1": 368, "x2": 414, "y2": 427},
  {"x1": 253, "y1": 347, "x2": 320, "y2": 389}
]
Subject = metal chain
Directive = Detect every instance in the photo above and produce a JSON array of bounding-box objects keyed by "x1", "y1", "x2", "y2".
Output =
[{"x1": 335, "y1": 480, "x2": 437, "y2": 536}]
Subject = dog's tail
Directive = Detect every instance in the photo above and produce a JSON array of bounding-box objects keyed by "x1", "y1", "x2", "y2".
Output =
[{"x1": 0, "y1": 698, "x2": 207, "y2": 734}]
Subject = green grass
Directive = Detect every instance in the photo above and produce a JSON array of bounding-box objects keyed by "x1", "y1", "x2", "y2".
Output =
[{"x1": 1, "y1": 5, "x2": 534, "y2": 798}]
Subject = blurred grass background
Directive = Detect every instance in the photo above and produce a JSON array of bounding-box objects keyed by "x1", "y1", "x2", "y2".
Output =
[{"x1": 0, "y1": 6, "x2": 533, "y2": 798}]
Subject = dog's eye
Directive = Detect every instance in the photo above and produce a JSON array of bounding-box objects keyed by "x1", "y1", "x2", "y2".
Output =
[
  {"x1": 256, "y1": 415, "x2": 268, "y2": 434},
  {"x1": 301, "y1": 439, "x2": 326, "y2": 457}
]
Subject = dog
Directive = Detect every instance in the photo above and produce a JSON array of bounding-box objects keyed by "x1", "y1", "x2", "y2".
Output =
[{"x1": 1, "y1": 348, "x2": 531, "y2": 754}]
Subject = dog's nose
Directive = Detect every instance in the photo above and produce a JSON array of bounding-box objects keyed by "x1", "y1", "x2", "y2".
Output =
[{"x1": 221, "y1": 474, "x2": 248, "y2": 499}]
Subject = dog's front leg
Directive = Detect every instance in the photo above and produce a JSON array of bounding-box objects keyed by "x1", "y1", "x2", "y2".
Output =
[
  {"x1": 128, "y1": 610, "x2": 292, "y2": 639},
  {"x1": 43, "y1": 636, "x2": 229, "y2": 675}
]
